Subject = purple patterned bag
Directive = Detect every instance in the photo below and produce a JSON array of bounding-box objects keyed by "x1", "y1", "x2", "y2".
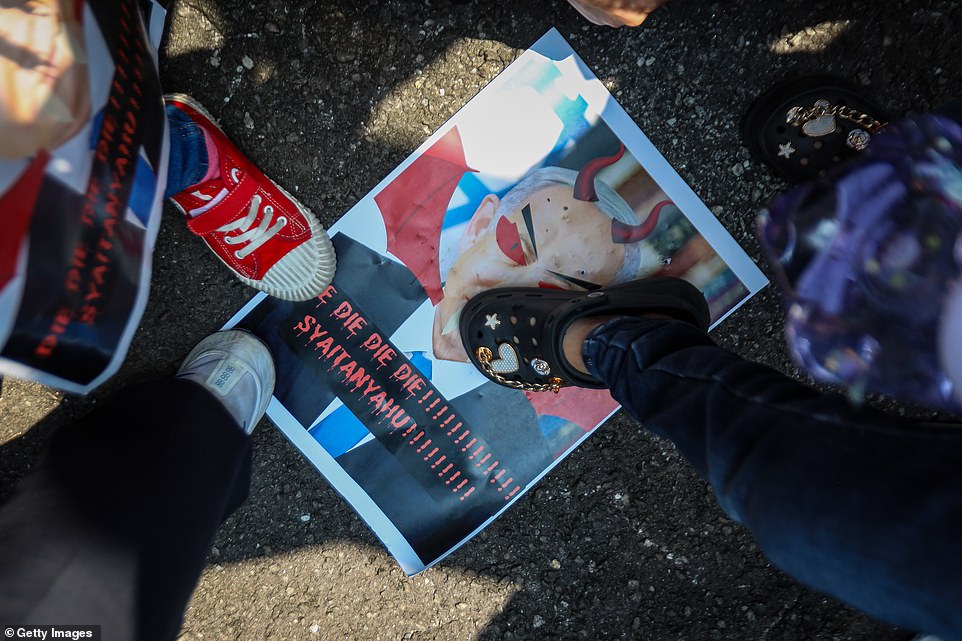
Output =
[{"x1": 758, "y1": 113, "x2": 962, "y2": 411}]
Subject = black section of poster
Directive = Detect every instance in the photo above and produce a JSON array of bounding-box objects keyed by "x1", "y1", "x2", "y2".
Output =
[
  {"x1": 88, "y1": 0, "x2": 165, "y2": 167},
  {"x1": 238, "y1": 234, "x2": 558, "y2": 566},
  {"x1": 279, "y1": 284, "x2": 528, "y2": 511},
  {"x1": 336, "y1": 380, "x2": 550, "y2": 566},
  {"x1": 236, "y1": 233, "x2": 427, "y2": 427}
]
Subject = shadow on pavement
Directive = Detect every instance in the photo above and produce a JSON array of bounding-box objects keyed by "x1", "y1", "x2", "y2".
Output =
[{"x1": 4, "y1": 0, "x2": 960, "y2": 638}]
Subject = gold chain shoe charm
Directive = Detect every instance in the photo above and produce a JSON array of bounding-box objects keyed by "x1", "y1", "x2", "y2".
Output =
[{"x1": 476, "y1": 346, "x2": 564, "y2": 393}]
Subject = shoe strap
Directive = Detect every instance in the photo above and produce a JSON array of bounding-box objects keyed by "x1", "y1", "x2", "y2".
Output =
[{"x1": 185, "y1": 172, "x2": 260, "y2": 235}]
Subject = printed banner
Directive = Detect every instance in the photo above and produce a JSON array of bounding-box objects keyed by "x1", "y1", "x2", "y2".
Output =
[
  {"x1": 227, "y1": 28, "x2": 768, "y2": 574},
  {"x1": 0, "y1": 0, "x2": 168, "y2": 393}
]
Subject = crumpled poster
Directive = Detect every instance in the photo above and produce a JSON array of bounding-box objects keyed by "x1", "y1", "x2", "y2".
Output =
[{"x1": 0, "y1": 0, "x2": 168, "y2": 394}]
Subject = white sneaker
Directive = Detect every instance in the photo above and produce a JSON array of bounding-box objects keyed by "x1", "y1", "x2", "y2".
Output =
[{"x1": 176, "y1": 330, "x2": 275, "y2": 433}]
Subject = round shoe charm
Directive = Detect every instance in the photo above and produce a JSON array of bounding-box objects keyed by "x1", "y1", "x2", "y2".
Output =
[
  {"x1": 847, "y1": 128, "x2": 872, "y2": 151},
  {"x1": 530, "y1": 358, "x2": 551, "y2": 376}
]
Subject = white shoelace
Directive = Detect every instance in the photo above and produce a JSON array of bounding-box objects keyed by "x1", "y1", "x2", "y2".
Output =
[{"x1": 220, "y1": 194, "x2": 288, "y2": 259}]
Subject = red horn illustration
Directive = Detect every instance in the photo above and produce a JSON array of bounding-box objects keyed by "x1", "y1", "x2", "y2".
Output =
[
  {"x1": 611, "y1": 200, "x2": 673, "y2": 244},
  {"x1": 573, "y1": 144, "x2": 625, "y2": 202}
]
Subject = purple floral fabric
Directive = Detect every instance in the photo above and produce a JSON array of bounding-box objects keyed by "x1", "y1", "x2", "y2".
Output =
[{"x1": 759, "y1": 113, "x2": 962, "y2": 410}]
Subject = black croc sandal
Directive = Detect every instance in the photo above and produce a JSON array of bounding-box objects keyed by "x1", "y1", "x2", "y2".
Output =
[
  {"x1": 742, "y1": 75, "x2": 890, "y2": 183},
  {"x1": 459, "y1": 277, "x2": 710, "y2": 393}
]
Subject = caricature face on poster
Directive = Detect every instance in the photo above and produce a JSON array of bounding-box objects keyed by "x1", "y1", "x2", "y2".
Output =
[
  {"x1": 370, "y1": 58, "x2": 754, "y2": 368},
  {"x1": 421, "y1": 136, "x2": 749, "y2": 363},
  {"x1": 228, "y1": 29, "x2": 766, "y2": 575}
]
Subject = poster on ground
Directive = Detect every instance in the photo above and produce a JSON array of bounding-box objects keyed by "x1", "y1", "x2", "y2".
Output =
[{"x1": 226, "y1": 28, "x2": 768, "y2": 575}]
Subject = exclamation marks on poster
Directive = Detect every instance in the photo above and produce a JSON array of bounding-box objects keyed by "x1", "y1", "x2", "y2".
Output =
[{"x1": 379, "y1": 387, "x2": 525, "y2": 503}]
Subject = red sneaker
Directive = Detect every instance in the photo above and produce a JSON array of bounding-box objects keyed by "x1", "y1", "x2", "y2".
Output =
[{"x1": 164, "y1": 94, "x2": 335, "y2": 301}]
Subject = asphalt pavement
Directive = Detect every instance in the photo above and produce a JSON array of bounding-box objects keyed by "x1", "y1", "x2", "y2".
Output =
[{"x1": 2, "y1": 0, "x2": 960, "y2": 639}]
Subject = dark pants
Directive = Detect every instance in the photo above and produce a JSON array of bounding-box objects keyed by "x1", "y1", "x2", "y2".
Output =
[
  {"x1": 584, "y1": 317, "x2": 962, "y2": 640},
  {"x1": 0, "y1": 378, "x2": 251, "y2": 641}
]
